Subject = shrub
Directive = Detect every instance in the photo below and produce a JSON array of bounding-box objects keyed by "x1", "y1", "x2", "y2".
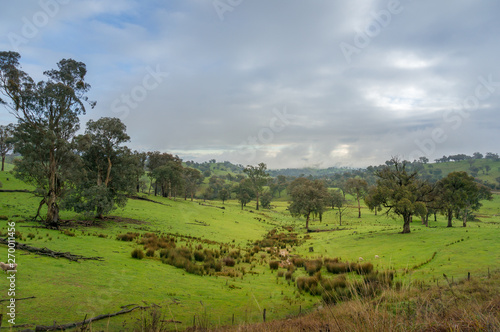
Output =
[
  {"x1": 159, "y1": 249, "x2": 170, "y2": 258},
  {"x1": 285, "y1": 270, "x2": 294, "y2": 280},
  {"x1": 146, "y1": 249, "x2": 155, "y2": 257},
  {"x1": 194, "y1": 251, "x2": 205, "y2": 262},
  {"x1": 277, "y1": 270, "x2": 285, "y2": 277},
  {"x1": 117, "y1": 232, "x2": 139, "y2": 241},
  {"x1": 131, "y1": 248, "x2": 145, "y2": 259},
  {"x1": 269, "y1": 261, "x2": 280, "y2": 270},
  {"x1": 356, "y1": 262, "x2": 374, "y2": 275},
  {"x1": 291, "y1": 257, "x2": 304, "y2": 268},
  {"x1": 27, "y1": 233, "x2": 35, "y2": 239},
  {"x1": 348, "y1": 262, "x2": 359, "y2": 272},
  {"x1": 252, "y1": 245, "x2": 260, "y2": 254},
  {"x1": 324, "y1": 257, "x2": 339, "y2": 264},
  {"x1": 321, "y1": 275, "x2": 347, "y2": 291},
  {"x1": 98, "y1": 233, "x2": 107, "y2": 238},
  {"x1": 296, "y1": 274, "x2": 321, "y2": 295},
  {"x1": 325, "y1": 262, "x2": 349, "y2": 274},
  {"x1": 304, "y1": 259, "x2": 323, "y2": 276},
  {"x1": 229, "y1": 250, "x2": 240, "y2": 259},
  {"x1": 63, "y1": 229, "x2": 75, "y2": 237},
  {"x1": 223, "y1": 257, "x2": 235, "y2": 267}
]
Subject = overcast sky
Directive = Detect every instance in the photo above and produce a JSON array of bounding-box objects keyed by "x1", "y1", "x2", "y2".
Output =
[{"x1": 1, "y1": 0, "x2": 499, "y2": 168}]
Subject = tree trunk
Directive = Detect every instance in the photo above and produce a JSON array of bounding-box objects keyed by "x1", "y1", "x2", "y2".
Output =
[
  {"x1": 357, "y1": 196, "x2": 361, "y2": 218},
  {"x1": 305, "y1": 213, "x2": 310, "y2": 231},
  {"x1": 447, "y1": 210, "x2": 453, "y2": 227},
  {"x1": 256, "y1": 191, "x2": 260, "y2": 210},
  {"x1": 46, "y1": 149, "x2": 59, "y2": 227},
  {"x1": 338, "y1": 208, "x2": 342, "y2": 226},
  {"x1": 462, "y1": 208, "x2": 468, "y2": 227},
  {"x1": 1, "y1": 155, "x2": 5, "y2": 171},
  {"x1": 104, "y1": 157, "x2": 112, "y2": 187},
  {"x1": 402, "y1": 214, "x2": 411, "y2": 233},
  {"x1": 434, "y1": 212, "x2": 437, "y2": 222}
]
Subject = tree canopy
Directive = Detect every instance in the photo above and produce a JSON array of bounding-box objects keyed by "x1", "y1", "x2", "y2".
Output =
[{"x1": 288, "y1": 178, "x2": 330, "y2": 231}]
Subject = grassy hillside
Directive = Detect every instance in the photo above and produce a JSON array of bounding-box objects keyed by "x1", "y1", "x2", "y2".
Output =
[
  {"x1": 0, "y1": 163, "x2": 499, "y2": 330},
  {"x1": 425, "y1": 159, "x2": 500, "y2": 187}
]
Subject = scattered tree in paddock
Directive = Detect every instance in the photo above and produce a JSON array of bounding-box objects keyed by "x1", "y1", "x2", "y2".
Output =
[
  {"x1": 243, "y1": 162, "x2": 270, "y2": 210},
  {"x1": 288, "y1": 178, "x2": 330, "y2": 231},
  {"x1": 330, "y1": 189, "x2": 348, "y2": 226},
  {"x1": 436, "y1": 171, "x2": 492, "y2": 227},
  {"x1": 183, "y1": 167, "x2": 203, "y2": 201},
  {"x1": 367, "y1": 157, "x2": 431, "y2": 234},
  {"x1": 345, "y1": 177, "x2": 368, "y2": 218},
  {"x1": 234, "y1": 178, "x2": 255, "y2": 210}
]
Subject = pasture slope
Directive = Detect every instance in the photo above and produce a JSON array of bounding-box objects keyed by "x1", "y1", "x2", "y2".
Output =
[{"x1": 0, "y1": 163, "x2": 498, "y2": 331}]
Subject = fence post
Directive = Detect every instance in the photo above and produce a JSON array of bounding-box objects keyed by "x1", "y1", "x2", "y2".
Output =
[
  {"x1": 263, "y1": 309, "x2": 266, "y2": 322},
  {"x1": 468, "y1": 272, "x2": 470, "y2": 281}
]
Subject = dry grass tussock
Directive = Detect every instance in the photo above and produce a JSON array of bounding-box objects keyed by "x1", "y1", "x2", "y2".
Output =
[{"x1": 213, "y1": 271, "x2": 500, "y2": 332}]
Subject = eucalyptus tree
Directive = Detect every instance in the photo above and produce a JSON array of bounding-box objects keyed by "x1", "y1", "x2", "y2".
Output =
[
  {"x1": 0, "y1": 51, "x2": 95, "y2": 227},
  {"x1": 288, "y1": 178, "x2": 330, "y2": 231},
  {"x1": 345, "y1": 177, "x2": 368, "y2": 218},
  {"x1": 436, "y1": 171, "x2": 492, "y2": 227},
  {"x1": 64, "y1": 117, "x2": 137, "y2": 219},
  {"x1": 243, "y1": 162, "x2": 269, "y2": 210}
]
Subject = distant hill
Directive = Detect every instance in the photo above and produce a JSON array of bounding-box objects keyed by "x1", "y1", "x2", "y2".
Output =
[{"x1": 268, "y1": 166, "x2": 355, "y2": 178}]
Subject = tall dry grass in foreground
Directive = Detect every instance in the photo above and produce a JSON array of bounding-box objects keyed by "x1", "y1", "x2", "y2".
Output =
[{"x1": 207, "y1": 271, "x2": 500, "y2": 332}]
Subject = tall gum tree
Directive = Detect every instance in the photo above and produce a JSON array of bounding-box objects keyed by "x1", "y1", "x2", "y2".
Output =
[{"x1": 0, "y1": 51, "x2": 95, "y2": 227}]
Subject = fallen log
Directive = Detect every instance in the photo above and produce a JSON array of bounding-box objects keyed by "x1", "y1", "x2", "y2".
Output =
[
  {"x1": 33, "y1": 306, "x2": 148, "y2": 331},
  {"x1": 0, "y1": 238, "x2": 104, "y2": 262},
  {"x1": 0, "y1": 296, "x2": 35, "y2": 303}
]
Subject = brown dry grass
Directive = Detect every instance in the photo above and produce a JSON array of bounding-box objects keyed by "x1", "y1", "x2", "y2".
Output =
[{"x1": 209, "y1": 271, "x2": 500, "y2": 332}]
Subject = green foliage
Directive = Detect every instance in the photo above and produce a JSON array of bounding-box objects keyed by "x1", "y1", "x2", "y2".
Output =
[
  {"x1": 243, "y1": 162, "x2": 270, "y2": 210},
  {"x1": 288, "y1": 178, "x2": 330, "y2": 230},
  {"x1": 437, "y1": 171, "x2": 493, "y2": 227},
  {"x1": 260, "y1": 191, "x2": 273, "y2": 209},
  {"x1": 367, "y1": 158, "x2": 432, "y2": 233}
]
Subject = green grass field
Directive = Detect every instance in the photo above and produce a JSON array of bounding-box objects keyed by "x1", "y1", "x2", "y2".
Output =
[{"x1": 0, "y1": 164, "x2": 499, "y2": 330}]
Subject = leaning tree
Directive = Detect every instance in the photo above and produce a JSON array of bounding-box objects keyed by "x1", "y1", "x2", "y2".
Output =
[{"x1": 0, "y1": 51, "x2": 95, "y2": 227}]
